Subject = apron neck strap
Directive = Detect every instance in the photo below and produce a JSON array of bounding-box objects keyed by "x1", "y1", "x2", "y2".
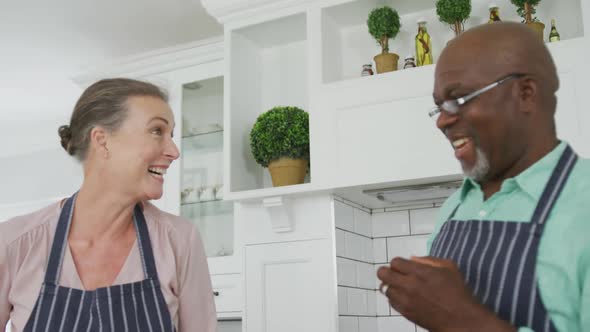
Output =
[
  {"x1": 44, "y1": 194, "x2": 76, "y2": 285},
  {"x1": 133, "y1": 203, "x2": 159, "y2": 280},
  {"x1": 530, "y1": 144, "x2": 577, "y2": 231}
]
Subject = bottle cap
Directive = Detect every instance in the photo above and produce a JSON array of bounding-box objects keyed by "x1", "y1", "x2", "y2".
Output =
[
  {"x1": 417, "y1": 18, "x2": 427, "y2": 24},
  {"x1": 489, "y1": 3, "x2": 499, "y2": 9}
]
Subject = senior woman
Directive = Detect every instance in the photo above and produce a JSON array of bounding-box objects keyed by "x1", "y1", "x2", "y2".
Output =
[{"x1": 0, "y1": 78, "x2": 217, "y2": 331}]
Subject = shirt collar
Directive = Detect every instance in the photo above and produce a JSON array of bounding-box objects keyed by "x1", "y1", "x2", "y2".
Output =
[{"x1": 458, "y1": 141, "x2": 568, "y2": 202}]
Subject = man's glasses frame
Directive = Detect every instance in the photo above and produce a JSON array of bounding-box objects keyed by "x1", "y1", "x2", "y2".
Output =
[{"x1": 428, "y1": 73, "x2": 526, "y2": 119}]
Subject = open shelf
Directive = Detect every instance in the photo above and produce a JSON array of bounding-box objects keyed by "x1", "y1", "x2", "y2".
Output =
[
  {"x1": 228, "y1": 12, "x2": 311, "y2": 194},
  {"x1": 321, "y1": 0, "x2": 585, "y2": 84}
]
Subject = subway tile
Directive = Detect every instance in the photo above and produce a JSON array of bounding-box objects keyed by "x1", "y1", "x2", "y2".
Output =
[
  {"x1": 344, "y1": 232, "x2": 363, "y2": 261},
  {"x1": 373, "y1": 238, "x2": 387, "y2": 264},
  {"x1": 410, "y1": 207, "x2": 440, "y2": 234},
  {"x1": 359, "y1": 317, "x2": 378, "y2": 331},
  {"x1": 337, "y1": 258, "x2": 357, "y2": 287},
  {"x1": 347, "y1": 288, "x2": 368, "y2": 316},
  {"x1": 372, "y1": 211, "x2": 410, "y2": 237},
  {"x1": 336, "y1": 229, "x2": 346, "y2": 257},
  {"x1": 387, "y1": 235, "x2": 429, "y2": 261},
  {"x1": 366, "y1": 290, "x2": 377, "y2": 316},
  {"x1": 339, "y1": 316, "x2": 358, "y2": 332},
  {"x1": 377, "y1": 316, "x2": 415, "y2": 332},
  {"x1": 335, "y1": 200, "x2": 354, "y2": 232},
  {"x1": 375, "y1": 286, "x2": 390, "y2": 316},
  {"x1": 338, "y1": 287, "x2": 348, "y2": 315},
  {"x1": 354, "y1": 208, "x2": 372, "y2": 237},
  {"x1": 357, "y1": 261, "x2": 375, "y2": 289}
]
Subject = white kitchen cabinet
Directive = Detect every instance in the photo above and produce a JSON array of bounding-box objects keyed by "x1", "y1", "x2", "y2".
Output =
[
  {"x1": 165, "y1": 61, "x2": 241, "y2": 276},
  {"x1": 244, "y1": 239, "x2": 337, "y2": 332}
]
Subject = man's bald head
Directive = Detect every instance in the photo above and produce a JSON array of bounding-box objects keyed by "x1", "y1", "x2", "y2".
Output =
[
  {"x1": 437, "y1": 22, "x2": 559, "y2": 112},
  {"x1": 433, "y1": 22, "x2": 561, "y2": 189}
]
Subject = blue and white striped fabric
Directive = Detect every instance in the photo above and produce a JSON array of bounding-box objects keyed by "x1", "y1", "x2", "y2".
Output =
[
  {"x1": 430, "y1": 145, "x2": 577, "y2": 332},
  {"x1": 23, "y1": 194, "x2": 176, "y2": 332}
]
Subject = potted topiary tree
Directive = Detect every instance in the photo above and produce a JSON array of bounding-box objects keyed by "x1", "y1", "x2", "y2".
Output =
[
  {"x1": 367, "y1": 6, "x2": 401, "y2": 73},
  {"x1": 249, "y1": 106, "x2": 310, "y2": 187},
  {"x1": 510, "y1": 0, "x2": 544, "y2": 41},
  {"x1": 436, "y1": 0, "x2": 472, "y2": 37}
]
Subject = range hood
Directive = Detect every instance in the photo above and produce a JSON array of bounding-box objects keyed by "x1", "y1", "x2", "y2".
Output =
[{"x1": 363, "y1": 180, "x2": 463, "y2": 207}]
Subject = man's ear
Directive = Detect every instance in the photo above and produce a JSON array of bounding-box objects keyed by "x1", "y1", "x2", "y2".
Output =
[{"x1": 516, "y1": 77, "x2": 538, "y2": 114}]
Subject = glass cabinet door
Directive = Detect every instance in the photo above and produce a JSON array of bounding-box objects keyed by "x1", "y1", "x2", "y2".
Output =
[{"x1": 180, "y1": 76, "x2": 233, "y2": 258}]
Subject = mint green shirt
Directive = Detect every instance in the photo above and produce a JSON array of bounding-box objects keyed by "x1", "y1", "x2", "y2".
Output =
[{"x1": 427, "y1": 142, "x2": 590, "y2": 332}]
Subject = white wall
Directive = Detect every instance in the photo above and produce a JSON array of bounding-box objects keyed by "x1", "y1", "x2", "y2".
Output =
[{"x1": 335, "y1": 197, "x2": 441, "y2": 332}]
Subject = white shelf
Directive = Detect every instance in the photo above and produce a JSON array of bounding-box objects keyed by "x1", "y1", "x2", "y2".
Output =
[
  {"x1": 321, "y1": 0, "x2": 585, "y2": 84},
  {"x1": 225, "y1": 183, "x2": 325, "y2": 202},
  {"x1": 181, "y1": 129, "x2": 223, "y2": 153},
  {"x1": 228, "y1": 11, "x2": 311, "y2": 194}
]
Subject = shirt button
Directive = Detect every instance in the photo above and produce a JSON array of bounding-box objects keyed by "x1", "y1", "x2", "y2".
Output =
[{"x1": 479, "y1": 210, "x2": 487, "y2": 217}]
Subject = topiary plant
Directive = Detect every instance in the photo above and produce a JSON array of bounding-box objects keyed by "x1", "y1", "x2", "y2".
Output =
[
  {"x1": 510, "y1": 0, "x2": 541, "y2": 23},
  {"x1": 367, "y1": 6, "x2": 401, "y2": 54},
  {"x1": 436, "y1": 0, "x2": 472, "y2": 36},
  {"x1": 250, "y1": 106, "x2": 309, "y2": 168}
]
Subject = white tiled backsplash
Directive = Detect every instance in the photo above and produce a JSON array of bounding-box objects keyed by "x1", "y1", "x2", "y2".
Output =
[{"x1": 335, "y1": 199, "x2": 440, "y2": 332}]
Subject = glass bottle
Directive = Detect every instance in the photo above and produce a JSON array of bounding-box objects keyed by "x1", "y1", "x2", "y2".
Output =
[
  {"x1": 415, "y1": 19, "x2": 433, "y2": 67},
  {"x1": 549, "y1": 19, "x2": 560, "y2": 42},
  {"x1": 488, "y1": 4, "x2": 502, "y2": 23}
]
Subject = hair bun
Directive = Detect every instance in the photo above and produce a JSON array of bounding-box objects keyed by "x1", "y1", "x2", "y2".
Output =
[{"x1": 58, "y1": 125, "x2": 73, "y2": 154}]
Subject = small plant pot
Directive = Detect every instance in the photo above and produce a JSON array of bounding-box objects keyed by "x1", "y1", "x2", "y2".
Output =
[
  {"x1": 373, "y1": 52, "x2": 399, "y2": 73},
  {"x1": 268, "y1": 158, "x2": 308, "y2": 187},
  {"x1": 526, "y1": 21, "x2": 545, "y2": 41}
]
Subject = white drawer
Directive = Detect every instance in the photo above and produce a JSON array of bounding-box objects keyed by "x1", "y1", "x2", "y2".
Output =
[{"x1": 212, "y1": 274, "x2": 242, "y2": 316}]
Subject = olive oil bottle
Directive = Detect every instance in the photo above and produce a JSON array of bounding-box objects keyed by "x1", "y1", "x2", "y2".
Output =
[
  {"x1": 549, "y1": 19, "x2": 561, "y2": 42},
  {"x1": 415, "y1": 19, "x2": 433, "y2": 66}
]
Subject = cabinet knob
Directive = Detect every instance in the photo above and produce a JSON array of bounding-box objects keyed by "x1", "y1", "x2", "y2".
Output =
[{"x1": 213, "y1": 291, "x2": 220, "y2": 296}]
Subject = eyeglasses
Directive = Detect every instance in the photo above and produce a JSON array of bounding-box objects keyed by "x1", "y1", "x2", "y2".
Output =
[{"x1": 428, "y1": 73, "x2": 526, "y2": 121}]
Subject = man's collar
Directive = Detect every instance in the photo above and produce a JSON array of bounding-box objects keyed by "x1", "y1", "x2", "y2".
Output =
[{"x1": 458, "y1": 142, "x2": 567, "y2": 202}]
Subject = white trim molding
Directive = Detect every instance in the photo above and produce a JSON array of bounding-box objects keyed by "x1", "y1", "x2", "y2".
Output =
[
  {"x1": 201, "y1": 0, "x2": 316, "y2": 24},
  {"x1": 72, "y1": 36, "x2": 224, "y2": 88}
]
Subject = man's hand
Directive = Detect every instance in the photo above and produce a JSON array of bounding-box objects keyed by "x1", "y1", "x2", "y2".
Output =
[{"x1": 376, "y1": 256, "x2": 516, "y2": 332}]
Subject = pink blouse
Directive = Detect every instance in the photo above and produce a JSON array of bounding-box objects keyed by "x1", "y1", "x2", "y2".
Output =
[{"x1": 0, "y1": 201, "x2": 217, "y2": 332}]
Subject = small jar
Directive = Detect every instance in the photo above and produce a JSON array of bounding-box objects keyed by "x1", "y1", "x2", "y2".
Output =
[
  {"x1": 404, "y1": 56, "x2": 416, "y2": 69},
  {"x1": 361, "y1": 64, "x2": 374, "y2": 76}
]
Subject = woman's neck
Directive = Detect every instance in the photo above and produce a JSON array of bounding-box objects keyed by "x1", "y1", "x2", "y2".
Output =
[{"x1": 68, "y1": 181, "x2": 138, "y2": 243}]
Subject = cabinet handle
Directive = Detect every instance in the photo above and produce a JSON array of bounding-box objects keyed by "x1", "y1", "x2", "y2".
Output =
[{"x1": 213, "y1": 291, "x2": 220, "y2": 296}]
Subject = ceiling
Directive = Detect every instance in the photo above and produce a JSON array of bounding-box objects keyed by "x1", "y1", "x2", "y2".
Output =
[
  {"x1": 0, "y1": 0, "x2": 223, "y2": 157},
  {"x1": 1, "y1": 0, "x2": 222, "y2": 61}
]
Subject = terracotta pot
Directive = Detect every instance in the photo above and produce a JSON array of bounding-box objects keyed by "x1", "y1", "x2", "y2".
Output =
[
  {"x1": 373, "y1": 53, "x2": 399, "y2": 73},
  {"x1": 526, "y1": 21, "x2": 545, "y2": 42},
  {"x1": 268, "y1": 158, "x2": 308, "y2": 186}
]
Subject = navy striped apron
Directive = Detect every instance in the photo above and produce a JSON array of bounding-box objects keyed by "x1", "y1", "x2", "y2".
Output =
[
  {"x1": 23, "y1": 194, "x2": 176, "y2": 331},
  {"x1": 429, "y1": 145, "x2": 577, "y2": 332}
]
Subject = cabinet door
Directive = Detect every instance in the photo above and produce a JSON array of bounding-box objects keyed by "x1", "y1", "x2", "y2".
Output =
[
  {"x1": 245, "y1": 239, "x2": 337, "y2": 332},
  {"x1": 165, "y1": 61, "x2": 240, "y2": 275}
]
